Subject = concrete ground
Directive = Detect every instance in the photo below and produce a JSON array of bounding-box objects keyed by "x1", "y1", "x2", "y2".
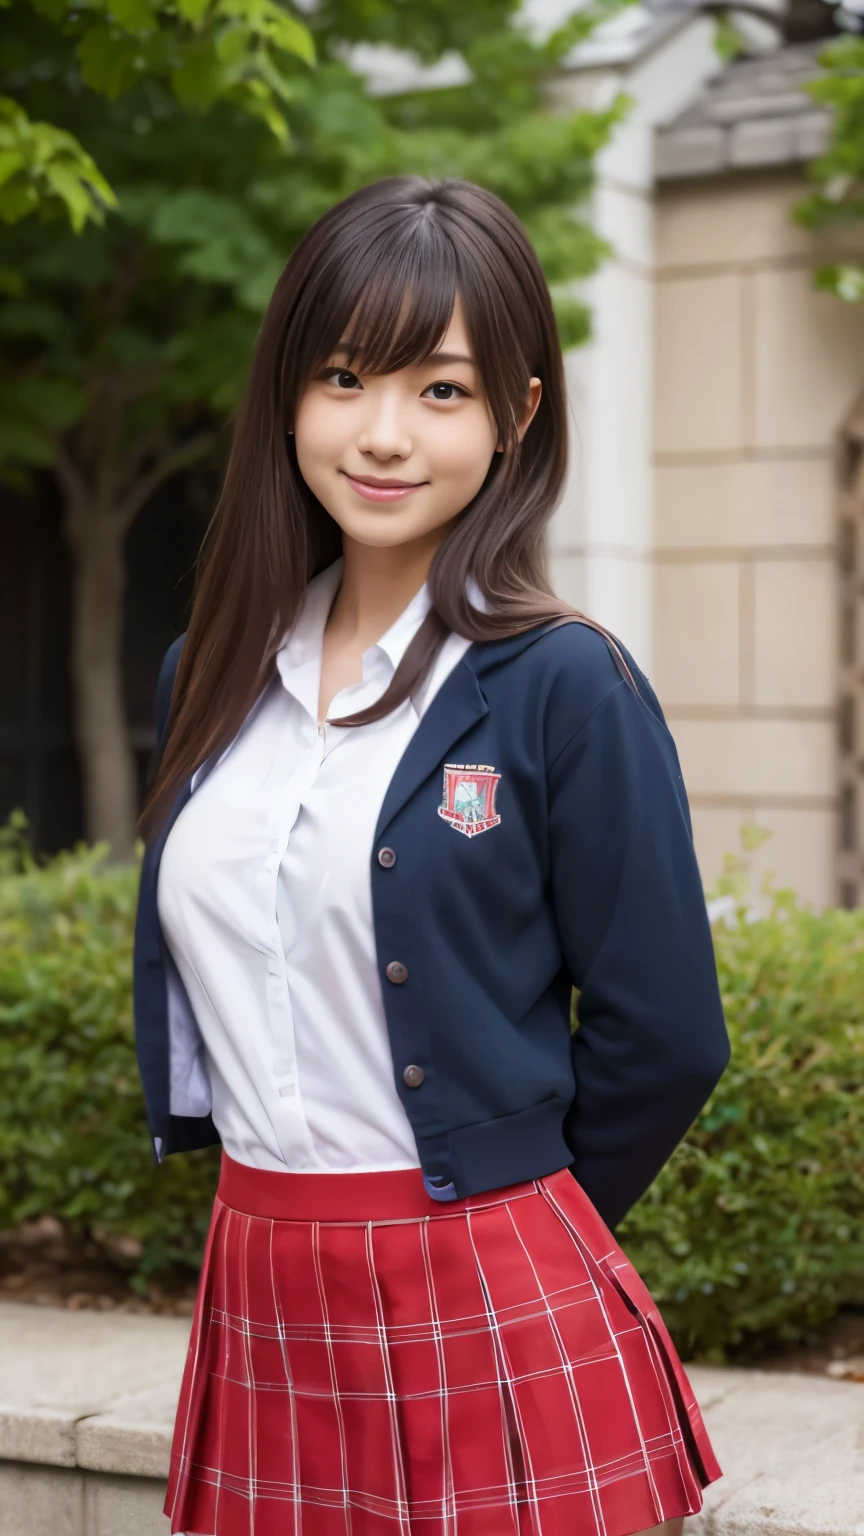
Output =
[{"x1": 1, "y1": 1301, "x2": 862, "y2": 1535}]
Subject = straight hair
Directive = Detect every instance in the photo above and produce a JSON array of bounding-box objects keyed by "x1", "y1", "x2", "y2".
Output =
[{"x1": 139, "y1": 176, "x2": 632, "y2": 844}]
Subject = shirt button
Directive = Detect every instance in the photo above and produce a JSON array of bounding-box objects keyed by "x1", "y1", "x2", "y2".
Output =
[
  {"x1": 402, "y1": 1064, "x2": 424, "y2": 1088},
  {"x1": 386, "y1": 960, "x2": 408, "y2": 984},
  {"x1": 377, "y1": 847, "x2": 396, "y2": 868}
]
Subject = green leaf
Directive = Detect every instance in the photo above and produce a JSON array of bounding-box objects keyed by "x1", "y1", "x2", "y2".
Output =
[
  {"x1": 815, "y1": 263, "x2": 864, "y2": 303},
  {"x1": 77, "y1": 28, "x2": 144, "y2": 99},
  {"x1": 170, "y1": 45, "x2": 230, "y2": 110},
  {"x1": 16, "y1": 375, "x2": 88, "y2": 430},
  {"x1": 795, "y1": 33, "x2": 864, "y2": 302},
  {"x1": 712, "y1": 13, "x2": 749, "y2": 63},
  {"x1": 44, "y1": 162, "x2": 98, "y2": 232},
  {"x1": 215, "y1": 0, "x2": 315, "y2": 64},
  {"x1": 108, "y1": 0, "x2": 158, "y2": 33},
  {"x1": 0, "y1": 179, "x2": 41, "y2": 224},
  {"x1": 26, "y1": 0, "x2": 70, "y2": 23},
  {"x1": 176, "y1": 0, "x2": 212, "y2": 22},
  {"x1": 0, "y1": 151, "x2": 24, "y2": 189}
]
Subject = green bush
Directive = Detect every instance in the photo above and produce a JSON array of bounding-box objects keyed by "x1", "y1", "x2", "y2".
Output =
[
  {"x1": 0, "y1": 815, "x2": 219, "y2": 1286},
  {"x1": 0, "y1": 816, "x2": 862, "y2": 1356},
  {"x1": 619, "y1": 844, "x2": 864, "y2": 1361}
]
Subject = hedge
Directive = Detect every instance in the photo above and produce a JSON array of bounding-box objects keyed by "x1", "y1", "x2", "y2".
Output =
[
  {"x1": 0, "y1": 814, "x2": 219, "y2": 1285},
  {"x1": 1, "y1": 813, "x2": 862, "y2": 1358},
  {"x1": 619, "y1": 854, "x2": 864, "y2": 1360}
]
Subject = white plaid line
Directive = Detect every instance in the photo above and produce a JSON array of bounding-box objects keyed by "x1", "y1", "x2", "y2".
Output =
[
  {"x1": 179, "y1": 1446, "x2": 674, "y2": 1509},
  {"x1": 311, "y1": 1219, "x2": 354, "y2": 1536},
  {"x1": 202, "y1": 1343, "x2": 646, "y2": 1402},
  {"x1": 535, "y1": 1181, "x2": 666, "y2": 1527},
  {"x1": 268, "y1": 1217, "x2": 302, "y2": 1536},
  {"x1": 631, "y1": 1308, "x2": 702, "y2": 1502},
  {"x1": 499, "y1": 1193, "x2": 611, "y2": 1536},
  {"x1": 211, "y1": 1279, "x2": 601, "y2": 1343},
  {"x1": 239, "y1": 1214, "x2": 258, "y2": 1536},
  {"x1": 212, "y1": 1206, "x2": 234, "y2": 1530},
  {"x1": 418, "y1": 1219, "x2": 459, "y2": 1536},
  {"x1": 568, "y1": 1221, "x2": 701, "y2": 1498},
  {"x1": 364, "y1": 1220, "x2": 412, "y2": 1536},
  {"x1": 465, "y1": 1205, "x2": 541, "y2": 1536}
]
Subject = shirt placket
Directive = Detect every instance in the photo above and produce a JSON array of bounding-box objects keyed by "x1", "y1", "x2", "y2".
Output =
[
  {"x1": 263, "y1": 719, "x2": 329, "y2": 1165},
  {"x1": 261, "y1": 659, "x2": 388, "y2": 1167}
]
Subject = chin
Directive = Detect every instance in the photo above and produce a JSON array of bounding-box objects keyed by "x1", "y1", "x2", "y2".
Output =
[{"x1": 337, "y1": 510, "x2": 428, "y2": 548}]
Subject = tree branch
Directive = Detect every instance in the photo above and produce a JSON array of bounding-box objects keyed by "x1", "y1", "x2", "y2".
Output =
[
  {"x1": 52, "y1": 435, "x2": 91, "y2": 523},
  {"x1": 114, "y1": 430, "x2": 217, "y2": 531},
  {"x1": 119, "y1": 427, "x2": 173, "y2": 488}
]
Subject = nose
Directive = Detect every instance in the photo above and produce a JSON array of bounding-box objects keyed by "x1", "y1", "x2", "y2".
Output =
[{"x1": 356, "y1": 386, "x2": 412, "y2": 461}]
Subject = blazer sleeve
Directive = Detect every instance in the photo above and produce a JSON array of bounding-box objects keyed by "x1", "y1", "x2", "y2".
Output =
[{"x1": 547, "y1": 672, "x2": 729, "y2": 1231}]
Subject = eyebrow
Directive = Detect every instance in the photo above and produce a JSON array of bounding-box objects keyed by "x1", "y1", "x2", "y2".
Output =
[{"x1": 332, "y1": 344, "x2": 476, "y2": 368}]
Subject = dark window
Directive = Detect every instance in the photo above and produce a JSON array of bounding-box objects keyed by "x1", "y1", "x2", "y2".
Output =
[{"x1": 0, "y1": 473, "x2": 210, "y2": 854}]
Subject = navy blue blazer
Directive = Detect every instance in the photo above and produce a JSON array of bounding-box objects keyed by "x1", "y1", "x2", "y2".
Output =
[{"x1": 133, "y1": 620, "x2": 729, "y2": 1231}]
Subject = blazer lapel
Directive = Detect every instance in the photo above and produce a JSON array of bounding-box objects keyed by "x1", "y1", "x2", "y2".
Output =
[{"x1": 375, "y1": 658, "x2": 489, "y2": 842}]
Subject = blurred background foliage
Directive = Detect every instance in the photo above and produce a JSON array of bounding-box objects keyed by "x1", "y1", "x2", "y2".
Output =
[
  {"x1": 1, "y1": 813, "x2": 862, "y2": 1360},
  {"x1": 619, "y1": 832, "x2": 864, "y2": 1360},
  {"x1": 796, "y1": 33, "x2": 864, "y2": 302}
]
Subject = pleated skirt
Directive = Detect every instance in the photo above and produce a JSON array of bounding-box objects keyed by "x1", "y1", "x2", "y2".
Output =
[{"x1": 166, "y1": 1152, "x2": 720, "y2": 1536}]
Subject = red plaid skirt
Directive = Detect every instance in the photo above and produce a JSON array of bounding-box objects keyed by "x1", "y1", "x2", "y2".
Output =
[{"x1": 166, "y1": 1153, "x2": 720, "y2": 1536}]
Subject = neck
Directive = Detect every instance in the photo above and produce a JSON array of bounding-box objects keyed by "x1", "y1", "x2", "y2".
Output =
[{"x1": 327, "y1": 530, "x2": 445, "y2": 646}]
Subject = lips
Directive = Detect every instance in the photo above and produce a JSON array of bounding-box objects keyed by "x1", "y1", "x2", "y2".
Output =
[{"x1": 340, "y1": 471, "x2": 426, "y2": 504}]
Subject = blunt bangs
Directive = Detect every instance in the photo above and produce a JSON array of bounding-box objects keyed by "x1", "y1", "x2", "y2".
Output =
[{"x1": 297, "y1": 209, "x2": 461, "y2": 383}]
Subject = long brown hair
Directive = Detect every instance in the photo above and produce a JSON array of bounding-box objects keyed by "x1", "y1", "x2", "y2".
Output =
[{"x1": 140, "y1": 175, "x2": 630, "y2": 844}]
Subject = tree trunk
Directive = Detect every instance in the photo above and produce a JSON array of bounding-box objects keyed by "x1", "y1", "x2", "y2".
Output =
[
  {"x1": 54, "y1": 414, "x2": 213, "y2": 859},
  {"x1": 65, "y1": 508, "x2": 138, "y2": 861}
]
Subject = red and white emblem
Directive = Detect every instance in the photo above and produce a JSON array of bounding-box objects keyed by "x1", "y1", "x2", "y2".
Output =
[{"x1": 438, "y1": 763, "x2": 502, "y2": 837}]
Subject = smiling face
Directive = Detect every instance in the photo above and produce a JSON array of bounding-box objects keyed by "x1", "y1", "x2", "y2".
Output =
[{"x1": 293, "y1": 295, "x2": 540, "y2": 553}]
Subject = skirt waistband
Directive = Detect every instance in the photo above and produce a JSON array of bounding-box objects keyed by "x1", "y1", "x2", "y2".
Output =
[{"x1": 216, "y1": 1150, "x2": 570, "y2": 1222}]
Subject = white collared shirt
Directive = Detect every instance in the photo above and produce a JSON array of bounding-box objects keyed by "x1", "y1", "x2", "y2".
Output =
[{"x1": 156, "y1": 557, "x2": 477, "y2": 1172}]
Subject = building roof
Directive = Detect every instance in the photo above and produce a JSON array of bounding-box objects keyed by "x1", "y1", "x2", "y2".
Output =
[
  {"x1": 562, "y1": 3, "x2": 698, "y2": 68},
  {"x1": 655, "y1": 40, "x2": 831, "y2": 178}
]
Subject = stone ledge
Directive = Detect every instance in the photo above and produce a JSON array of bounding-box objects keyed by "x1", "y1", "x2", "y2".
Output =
[
  {"x1": 75, "y1": 1379, "x2": 180, "y2": 1480},
  {"x1": 1, "y1": 1302, "x2": 863, "y2": 1534},
  {"x1": 0, "y1": 1302, "x2": 187, "y2": 1475},
  {"x1": 687, "y1": 1366, "x2": 864, "y2": 1534}
]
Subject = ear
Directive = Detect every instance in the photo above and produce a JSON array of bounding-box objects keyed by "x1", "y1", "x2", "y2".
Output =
[{"x1": 516, "y1": 377, "x2": 542, "y2": 444}]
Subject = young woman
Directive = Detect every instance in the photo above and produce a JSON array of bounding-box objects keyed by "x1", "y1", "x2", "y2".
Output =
[{"x1": 134, "y1": 176, "x2": 730, "y2": 1536}]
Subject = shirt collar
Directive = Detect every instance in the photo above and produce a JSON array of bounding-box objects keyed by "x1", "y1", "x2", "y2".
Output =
[{"x1": 274, "y1": 556, "x2": 487, "y2": 716}]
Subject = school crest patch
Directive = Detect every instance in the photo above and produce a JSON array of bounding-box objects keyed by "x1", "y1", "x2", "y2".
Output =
[{"x1": 438, "y1": 763, "x2": 502, "y2": 838}]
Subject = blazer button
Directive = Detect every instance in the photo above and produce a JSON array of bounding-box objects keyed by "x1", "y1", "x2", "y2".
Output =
[
  {"x1": 402, "y1": 1064, "x2": 424, "y2": 1088},
  {"x1": 377, "y1": 847, "x2": 396, "y2": 868},
  {"x1": 386, "y1": 960, "x2": 408, "y2": 984}
]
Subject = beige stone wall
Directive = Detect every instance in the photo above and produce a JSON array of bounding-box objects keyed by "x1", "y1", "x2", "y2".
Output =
[{"x1": 653, "y1": 172, "x2": 864, "y2": 908}]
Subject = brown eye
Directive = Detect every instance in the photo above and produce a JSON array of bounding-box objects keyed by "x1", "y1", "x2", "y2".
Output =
[
  {"x1": 323, "y1": 368, "x2": 361, "y2": 389},
  {"x1": 423, "y1": 382, "x2": 467, "y2": 401}
]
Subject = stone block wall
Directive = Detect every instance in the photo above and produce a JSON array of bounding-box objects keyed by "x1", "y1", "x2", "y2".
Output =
[{"x1": 652, "y1": 172, "x2": 864, "y2": 907}]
